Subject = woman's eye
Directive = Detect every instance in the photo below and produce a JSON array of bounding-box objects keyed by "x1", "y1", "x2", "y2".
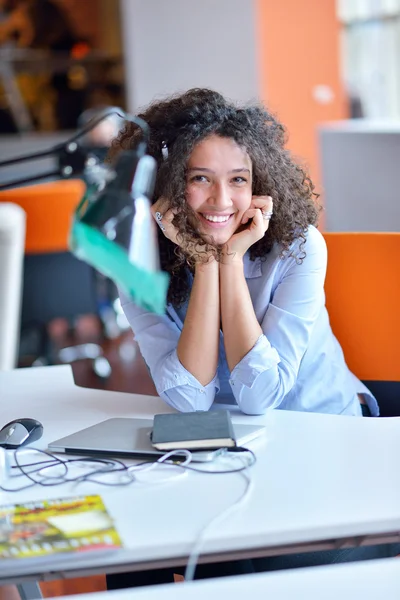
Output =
[
  {"x1": 232, "y1": 176, "x2": 247, "y2": 184},
  {"x1": 191, "y1": 175, "x2": 208, "y2": 183}
]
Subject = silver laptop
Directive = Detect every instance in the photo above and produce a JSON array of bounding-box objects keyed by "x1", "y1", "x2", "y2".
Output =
[{"x1": 48, "y1": 418, "x2": 265, "y2": 462}]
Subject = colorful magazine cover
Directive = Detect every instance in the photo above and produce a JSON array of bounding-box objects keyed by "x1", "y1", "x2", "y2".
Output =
[{"x1": 0, "y1": 494, "x2": 122, "y2": 559}]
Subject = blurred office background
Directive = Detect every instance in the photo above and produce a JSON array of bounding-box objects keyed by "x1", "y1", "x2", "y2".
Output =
[
  {"x1": 2, "y1": 0, "x2": 400, "y2": 385},
  {"x1": 0, "y1": 0, "x2": 399, "y2": 596},
  {"x1": 2, "y1": 0, "x2": 399, "y2": 382}
]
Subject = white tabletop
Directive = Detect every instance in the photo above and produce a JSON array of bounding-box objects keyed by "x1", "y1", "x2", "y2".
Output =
[
  {"x1": 45, "y1": 558, "x2": 400, "y2": 600},
  {"x1": 1, "y1": 365, "x2": 400, "y2": 583}
]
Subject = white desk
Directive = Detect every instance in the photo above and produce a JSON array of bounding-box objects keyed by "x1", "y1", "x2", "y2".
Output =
[
  {"x1": 1, "y1": 365, "x2": 400, "y2": 586},
  {"x1": 46, "y1": 558, "x2": 400, "y2": 600}
]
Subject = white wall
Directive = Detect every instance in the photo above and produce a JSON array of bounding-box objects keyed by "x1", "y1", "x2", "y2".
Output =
[{"x1": 120, "y1": 0, "x2": 260, "y2": 112}]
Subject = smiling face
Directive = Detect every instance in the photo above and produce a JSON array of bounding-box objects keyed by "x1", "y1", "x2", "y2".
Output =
[{"x1": 185, "y1": 135, "x2": 253, "y2": 245}]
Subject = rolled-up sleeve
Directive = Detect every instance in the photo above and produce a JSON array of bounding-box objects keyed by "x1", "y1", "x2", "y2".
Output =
[
  {"x1": 230, "y1": 228, "x2": 327, "y2": 415},
  {"x1": 120, "y1": 295, "x2": 219, "y2": 412}
]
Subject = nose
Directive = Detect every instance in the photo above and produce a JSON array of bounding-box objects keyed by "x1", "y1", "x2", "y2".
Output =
[{"x1": 208, "y1": 182, "x2": 232, "y2": 210}]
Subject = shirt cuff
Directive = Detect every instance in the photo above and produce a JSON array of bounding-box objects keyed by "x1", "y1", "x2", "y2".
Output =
[
  {"x1": 157, "y1": 348, "x2": 220, "y2": 395},
  {"x1": 230, "y1": 334, "x2": 280, "y2": 389}
]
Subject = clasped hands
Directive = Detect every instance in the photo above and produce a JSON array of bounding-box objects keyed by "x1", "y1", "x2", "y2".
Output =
[{"x1": 151, "y1": 195, "x2": 273, "y2": 264}]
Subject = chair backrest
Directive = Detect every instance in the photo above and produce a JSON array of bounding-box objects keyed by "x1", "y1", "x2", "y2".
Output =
[
  {"x1": 0, "y1": 179, "x2": 97, "y2": 326},
  {"x1": 0, "y1": 179, "x2": 85, "y2": 254},
  {"x1": 323, "y1": 232, "x2": 400, "y2": 382},
  {"x1": 0, "y1": 203, "x2": 26, "y2": 370}
]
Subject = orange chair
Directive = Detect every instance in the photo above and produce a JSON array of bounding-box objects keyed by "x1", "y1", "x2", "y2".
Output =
[
  {"x1": 0, "y1": 179, "x2": 111, "y2": 375},
  {"x1": 0, "y1": 179, "x2": 85, "y2": 254},
  {"x1": 323, "y1": 232, "x2": 400, "y2": 416}
]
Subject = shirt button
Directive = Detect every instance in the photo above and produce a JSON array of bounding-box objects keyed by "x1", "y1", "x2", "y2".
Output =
[
  {"x1": 230, "y1": 379, "x2": 235, "y2": 386},
  {"x1": 199, "y1": 389, "x2": 205, "y2": 394},
  {"x1": 174, "y1": 374, "x2": 178, "y2": 379}
]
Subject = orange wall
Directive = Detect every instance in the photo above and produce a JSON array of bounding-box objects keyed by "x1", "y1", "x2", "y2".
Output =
[{"x1": 255, "y1": 0, "x2": 347, "y2": 192}]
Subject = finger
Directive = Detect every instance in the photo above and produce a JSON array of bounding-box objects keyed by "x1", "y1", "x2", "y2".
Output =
[
  {"x1": 242, "y1": 209, "x2": 265, "y2": 236},
  {"x1": 153, "y1": 207, "x2": 178, "y2": 243},
  {"x1": 162, "y1": 208, "x2": 176, "y2": 224},
  {"x1": 151, "y1": 196, "x2": 170, "y2": 218},
  {"x1": 252, "y1": 198, "x2": 273, "y2": 225},
  {"x1": 256, "y1": 206, "x2": 272, "y2": 231},
  {"x1": 241, "y1": 208, "x2": 258, "y2": 225},
  {"x1": 152, "y1": 200, "x2": 173, "y2": 227},
  {"x1": 251, "y1": 208, "x2": 265, "y2": 231},
  {"x1": 151, "y1": 198, "x2": 162, "y2": 216},
  {"x1": 251, "y1": 195, "x2": 273, "y2": 211}
]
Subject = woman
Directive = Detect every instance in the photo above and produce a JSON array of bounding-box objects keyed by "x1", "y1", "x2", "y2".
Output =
[
  {"x1": 107, "y1": 88, "x2": 398, "y2": 588},
  {"x1": 114, "y1": 88, "x2": 377, "y2": 419}
]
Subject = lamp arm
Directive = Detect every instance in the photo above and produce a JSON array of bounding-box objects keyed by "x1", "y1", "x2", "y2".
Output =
[
  {"x1": 0, "y1": 110, "x2": 169, "y2": 314},
  {"x1": 0, "y1": 110, "x2": 149, "y2": 191}
]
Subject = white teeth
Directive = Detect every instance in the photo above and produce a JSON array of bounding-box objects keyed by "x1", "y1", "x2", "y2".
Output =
[{"x1": 202, "y1": 214, "x2": 230, "y2": 223}]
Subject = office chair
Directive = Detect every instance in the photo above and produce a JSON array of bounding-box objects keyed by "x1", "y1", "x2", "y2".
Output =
[
  {"x1": 323, "y1": 232, "x2": 400, "y2": 416},
  {"x1": 0, "y1": 203, "x2": 25, "y2": 370},
  {"x1": 0, "y1": 179, "x2": 113, "y2": 377}
]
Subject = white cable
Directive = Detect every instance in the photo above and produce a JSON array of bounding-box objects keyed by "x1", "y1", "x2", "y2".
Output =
[
  {"x1": 184, "y1": 454, "x2": 254, "y2": 582},
  {"x1": 127, "y1": 449, "x2": 192, "y2": 484},
  {"x1": 9, "y1": 449, "x2": 192, "y2": 487}
]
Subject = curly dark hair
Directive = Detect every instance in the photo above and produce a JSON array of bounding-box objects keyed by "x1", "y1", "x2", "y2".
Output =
[{"x1": 111, "y1": 88, "x2": 320, "y2": 306}]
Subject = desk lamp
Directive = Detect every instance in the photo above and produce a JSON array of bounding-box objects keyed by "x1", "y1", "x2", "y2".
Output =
[{"x1": 0, "y1": 110, "x2": 169, "y2": 314}]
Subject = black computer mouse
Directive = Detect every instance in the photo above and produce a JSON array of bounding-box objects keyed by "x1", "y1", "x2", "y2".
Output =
[{"x1": 0, "y1": 418, "x2": 43, "y2": 449}]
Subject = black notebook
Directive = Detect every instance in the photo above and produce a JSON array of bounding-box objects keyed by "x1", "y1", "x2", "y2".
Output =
[{"x1": 151, "y1": 410, "x2": 236, "y2": 451}]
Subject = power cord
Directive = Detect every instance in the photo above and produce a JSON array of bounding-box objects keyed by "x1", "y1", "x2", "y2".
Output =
[
  {"x1": 184, "y1": 450, "x2": 254, "y2": 581},
  {"x1": 0, "y1": 446, "x2": 256, "y2": 580},
  {"x1": 1, "y1": 446, "x2": 256, "y2": 492}
]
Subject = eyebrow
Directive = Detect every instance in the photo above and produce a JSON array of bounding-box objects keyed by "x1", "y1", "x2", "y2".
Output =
[{"x1": 187, "y1": 167, "x2": 251, "y2": 174}]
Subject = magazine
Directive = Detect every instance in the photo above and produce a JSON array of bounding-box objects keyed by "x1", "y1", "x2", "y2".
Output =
[{"x1": 0, "y1": 494, "x2": 122, "y2": 560}]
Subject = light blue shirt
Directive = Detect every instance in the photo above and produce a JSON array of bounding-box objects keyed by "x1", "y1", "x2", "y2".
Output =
[{"x1": 121, "y1": 226, "x2": 378, "y2": 417}]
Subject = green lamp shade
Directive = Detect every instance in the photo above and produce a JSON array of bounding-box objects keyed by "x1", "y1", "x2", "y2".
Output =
[{"x1": 69, "y1": 220, "x2": 169, "y2": 315}]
